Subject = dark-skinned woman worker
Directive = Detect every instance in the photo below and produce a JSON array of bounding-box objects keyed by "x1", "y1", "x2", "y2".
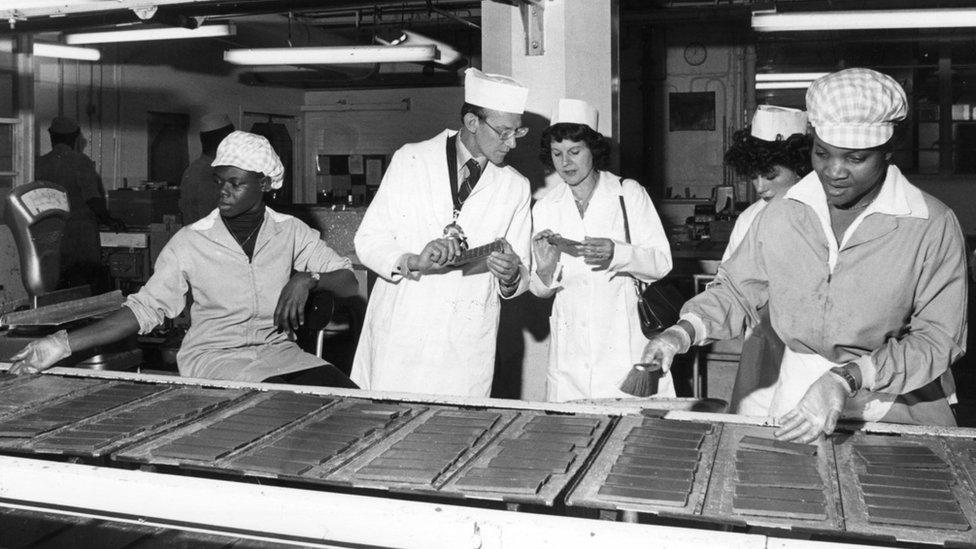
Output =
[
  {"x1": 639, "y1": 68, "x2": 967, "y2": 442},
  {"x1": 10, "y1": 131, "x2": 360, "y2": 387},
  {"x1": 722, "y1": 105, "x2": 812, "y2": 416}
]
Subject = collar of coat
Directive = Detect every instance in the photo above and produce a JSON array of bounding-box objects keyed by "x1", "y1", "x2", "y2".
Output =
[
  {"x1": 547, "y1": 170, "x2": 626, "y2": 204},
  {"x1": 189, "y1": 206, "x2": 289, "y2": 255},
  {"x1": 784, "y1": 164, "x2": 928, "y2": 221}
]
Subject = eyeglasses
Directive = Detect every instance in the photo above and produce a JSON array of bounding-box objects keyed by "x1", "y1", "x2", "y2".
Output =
[{"x1": 478, "y1": 115, "x2": 529, "y2": 141}]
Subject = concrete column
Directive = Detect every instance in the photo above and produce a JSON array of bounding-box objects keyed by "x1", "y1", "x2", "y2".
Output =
[
  {"x1": 482, "y1": 0, "x2": 618, "y2": 189},
  {"x1": 481, "y1": 0, "x2": 618, "y2": 402}
]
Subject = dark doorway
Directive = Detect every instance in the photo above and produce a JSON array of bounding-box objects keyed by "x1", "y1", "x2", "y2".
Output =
[{"x1": 147, "y1": 112, "x2": 189, "y2": 186}]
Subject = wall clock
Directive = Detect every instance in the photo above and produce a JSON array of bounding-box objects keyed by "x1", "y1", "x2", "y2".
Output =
[{"x1": 684, "y1": 42, "x2": 707, "y2": 66}]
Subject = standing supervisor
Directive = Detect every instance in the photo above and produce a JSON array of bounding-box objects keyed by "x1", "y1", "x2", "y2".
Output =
[
  {"x1": 180, "y1": 113, "x2": 235, "y2": 224},
  {"x1": 11, "y1": 131, "x2": 358, "y2": 388},
  {"x1": 34, "y1": 116, "x2": 122, "y2": 292},
  {"x1": 352, "y1": 68, "x2": 532, "y2": 397},
  {"x1": 530, "y1": 99, "x2": 673, "y2": 401},
  {"x1": 721, "y1": 105, "x2": 811, "y2": 416},
  {"x1": 641, "y1": 68, "x2": 967, "y2": 442}
]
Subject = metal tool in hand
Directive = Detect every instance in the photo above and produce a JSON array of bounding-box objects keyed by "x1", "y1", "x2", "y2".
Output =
[{"x1": 546, "y1": 234, "x2": 583, "y2": 257}]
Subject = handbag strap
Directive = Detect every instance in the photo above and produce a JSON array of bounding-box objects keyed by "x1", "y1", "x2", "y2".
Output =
[
  {"x1": 617, "y1": 178, "x2": 631, "y2": 244},
  {"x1": 617, "y1": 178, "x2": 646, "y2": 293}
]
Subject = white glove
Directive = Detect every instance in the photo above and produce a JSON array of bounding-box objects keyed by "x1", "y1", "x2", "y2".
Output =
[
  {"x1": 9, "y1": 330, "x2": 71, "y2": 375},
  {"x1": 639, "y1": 325, "x2": 691, "y2": 373}
]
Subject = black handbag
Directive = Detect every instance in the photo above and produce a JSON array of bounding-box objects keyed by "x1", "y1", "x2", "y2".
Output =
[{"x1": 618, "y1": 180, "x2": 684, "y2": 338}]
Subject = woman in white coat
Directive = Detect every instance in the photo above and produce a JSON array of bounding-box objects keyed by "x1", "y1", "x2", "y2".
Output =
[{"x1": 530, "y1": 99, "x2": 673, "y2": 402}]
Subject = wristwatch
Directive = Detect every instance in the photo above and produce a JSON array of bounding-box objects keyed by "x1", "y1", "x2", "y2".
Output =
[
  {"x1": 829, "y1": 364, "x2": 859, "y2": 397},
  {"x1": 309, "y1": 271, "x2": 321, "y2": 283}
]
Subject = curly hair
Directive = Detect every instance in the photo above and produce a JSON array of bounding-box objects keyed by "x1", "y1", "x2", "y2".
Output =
[
  {"x1": 724, "y1": 127, "x2": 813, "y2": 180},
  {"x1": 539, "y1": 123, "x2": 611, "y2": 174}
]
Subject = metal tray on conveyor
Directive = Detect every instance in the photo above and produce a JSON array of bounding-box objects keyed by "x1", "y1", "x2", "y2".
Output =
[
  {"x1": 564, "y1": 415, "x2": 719, "y2": 517},
  {"x1": 0, "y1": 374, "x2": 103, "y2": 421},
  {"x1": 22, "y1": 384, "x2": 250, "y2": 457},
  {"x1": 114, "y1": 393, "x2": 419, "y2": 480},
  {"x1": 0, "y1": 380, "x2": 167, "y2": 450},
  {"x1": 439, "y1": 410, "x2": 612, "y2": 506},
  {"x1": 835, "y1": 432, "x2": 976, "y2": 546},
  {"x1": 701, "y1": 423, "x2": 843, "y2": 533},
  {"x1": 321, "y1": 406, "x2": 518, "y2": 498}
]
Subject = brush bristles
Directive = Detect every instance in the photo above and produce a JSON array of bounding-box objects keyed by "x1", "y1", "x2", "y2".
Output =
[{"x1": 620, "y1": 364, "x2": 659, "y2": 397}]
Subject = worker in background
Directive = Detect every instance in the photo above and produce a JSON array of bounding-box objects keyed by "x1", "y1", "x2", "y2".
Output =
[
  {"x1": 10, "y1": 131, "x2": 359, "y2": 388},
  {"x1": 351, "y1": 68, "x2": 532, "y2": 397},
  {"x1": 34, "y1": 116, "x2": 123, "y2": 293},
  {"x1": 641, "y1": 68, "x2": 967, "y2": 442},
  {"x1": 530, "y1": 98, "x2": 673, "y2": 401},
  {"x1": 179, "y1": 113, "x2": 235, "y2": 224},
  {"x1": 721, "y1": 105, "x2": 812, "y2": 417}
]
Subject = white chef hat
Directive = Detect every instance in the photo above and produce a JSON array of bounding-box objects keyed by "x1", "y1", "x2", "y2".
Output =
[
  {"x1": 212, "y1": 131, "x2": 285, "y2": 190},
  {"x1": 200, "y1": 113, "x2": 233, "y2": 133},
  {"x1": 464, "y1": 68, "x2": 529, "y2": 114},
  {"x1": 750, "y1": 105, "x2": 808, "y2": 142},
  {"x1": 806, "y1": 68, "x2": 907, "y2": 149},
  {"x1": 551, "y1": 98, "x2": 599, "y2": 132}
]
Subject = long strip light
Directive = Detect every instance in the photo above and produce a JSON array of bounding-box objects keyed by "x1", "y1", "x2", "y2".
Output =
[
  {"x1": 756, "y1": 72, "x2": 829, "y2": 82},
  {"x1": 34, "y1": 42, "x2": 101, "y2": 61},
  {"x1": 65, "y1": 24, "x2": 234, "y2": 45},
  {"x1": 756, "y1": 81, "x2": 814, "y2": 90},
  {"x1": 224, "y1": 45, "x2": 437, "y2": 66},
  {"x1": 753, "y1": 8, "x2": 976, "y2": 32}
]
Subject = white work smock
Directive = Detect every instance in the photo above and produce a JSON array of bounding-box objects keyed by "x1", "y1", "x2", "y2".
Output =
[
  {"x1": 125, "y1": 208, "x2": 353, "y2": 382},
  {"x1": 530, "y1": 172, "x2": 674, "y2": 402},
  {"x1": 351, "y1": 130, "x2": 532, "y2": 397}
]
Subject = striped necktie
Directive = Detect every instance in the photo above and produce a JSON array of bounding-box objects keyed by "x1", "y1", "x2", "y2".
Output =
[{"x1": 458, "y1": 158, "x2": 481, "y2": 205}]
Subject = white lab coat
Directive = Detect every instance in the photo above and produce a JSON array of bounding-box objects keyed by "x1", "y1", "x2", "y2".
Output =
[
  {"x1": 530, "y1": 172, "x2": 674, "y2": 401},
  {"x1": 351, "y1": 130, "x2": 532, "y2": 397}
]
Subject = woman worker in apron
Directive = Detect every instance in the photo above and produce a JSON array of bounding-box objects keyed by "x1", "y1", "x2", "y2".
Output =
[
  {"x1": 639, "y1": 68, "x2": 967, "y2": 443},
  {"x1": 722, "y1": 105, "x2": 811, "y2": 416}
]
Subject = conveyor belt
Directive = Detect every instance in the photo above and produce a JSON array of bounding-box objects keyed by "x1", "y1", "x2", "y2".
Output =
[{"x1": 2, "y1": 372, "x2": 976, "y2": 546}]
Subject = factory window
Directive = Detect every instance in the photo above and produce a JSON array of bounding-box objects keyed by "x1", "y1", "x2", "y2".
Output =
[{"x1": 757, "y1": 34, "x2": 976, "y2": 176}]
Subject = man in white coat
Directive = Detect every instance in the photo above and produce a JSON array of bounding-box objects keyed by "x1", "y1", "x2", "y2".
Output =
[{"x1": 351, "y1": 68, "x2": 533, "y2": 397}]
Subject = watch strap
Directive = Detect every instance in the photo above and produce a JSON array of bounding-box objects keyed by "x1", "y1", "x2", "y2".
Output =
[{"x1": 829, "y1": 365, "x2": 859, "y2": 397}]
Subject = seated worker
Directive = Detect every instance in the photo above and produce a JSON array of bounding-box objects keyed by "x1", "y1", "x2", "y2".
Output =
[{"x1": 9, "y1": 131, "x2": 359, "y2": 387}]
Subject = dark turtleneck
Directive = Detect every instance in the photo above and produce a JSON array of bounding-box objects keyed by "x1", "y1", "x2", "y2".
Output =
[{"x1": 221, "y1": 203, "x2": 265, "y2": 261}]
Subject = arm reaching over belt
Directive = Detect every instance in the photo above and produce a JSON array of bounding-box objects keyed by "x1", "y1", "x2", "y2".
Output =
[
  {"x1": 8, "y1": 308, "x2": 140, "y2": 375},
  {"x1": 638, "y1": 322, "x2": 694, "y2": 373},
  {"x1": 775, "y1": 369, "x2": 852, "y2": 443}
]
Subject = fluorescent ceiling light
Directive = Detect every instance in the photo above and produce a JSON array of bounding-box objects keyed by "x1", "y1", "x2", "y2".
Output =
[
  {"x1": 756, "y1": 81, "x2": 813, "y2": 90},
  {"x1": 753, "y1": 8, "x2": 976, "y2": 32},
  {"x1": 65, "y1": 24, "x2": 234, "y2": 44},
  {"x1": 224, "y1": 45, "x2": 437, "y2": 66},
  {"x1": 376, "y1": 31, "x2": 463, "y2": 66},
  {"x1": 34, "y1": 42, "x2": 101, "y2": 61},
  {"x1": 756, "y1": 72, "x2": 829, "y2": 82}
]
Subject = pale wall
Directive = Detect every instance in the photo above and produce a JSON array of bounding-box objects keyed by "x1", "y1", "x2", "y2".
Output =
[
  {"x1": 32, "y1": 44, "x2": 305, "y2": 190},
  {"x1": 663, "y1": 39, "x2": 747, "y2": 201}
]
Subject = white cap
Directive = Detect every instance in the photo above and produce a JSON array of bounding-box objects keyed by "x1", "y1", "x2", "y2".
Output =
[
  {"x1": 464, "y1": 68, "x2": 528, "y2": 114},
  {"x1": 551, "y1": 98, "x2": 599, "y2": 132},
  {"x1": 750, "y1": 105, "x2": 808, "y2": 142},
  {"x1": 212, "y1": 131, "x2": 285, "y2": 190},
  {"x1": 200, "y1": 113, "x2": 233, "y2": 133}
]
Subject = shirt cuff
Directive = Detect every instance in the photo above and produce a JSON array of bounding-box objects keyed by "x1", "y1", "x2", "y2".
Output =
[
  {"x1": 608, "y1": 241, "x2": 632, "y2": 272},
  {"x1": 534, "y1": 263, "x2": 564, "y2": 290},
  {"x1": 393, "y1": 253, "x2": 420, "y2": 281},
  {"x1": 854, "y1": 354, "x2": 878, "y2": 392},
  {"x1": 679, "y1": 312, "x2": 708, "y2": 346},
  {"x1": 123, "y1": 297, "x2": 163, "y2": 335}
]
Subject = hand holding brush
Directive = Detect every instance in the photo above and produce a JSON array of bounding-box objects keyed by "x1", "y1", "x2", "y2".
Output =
[{"x1": 620, "y1": 324, "x2": 692, "y2": 397}]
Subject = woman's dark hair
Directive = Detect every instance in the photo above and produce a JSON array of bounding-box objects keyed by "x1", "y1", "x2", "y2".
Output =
[
  {"x1": 539, "y1": 123, "x2": 611, "y2": 174},
  {"x1": 724, "y1": 127, "x2": 812, "y2": 179}
]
